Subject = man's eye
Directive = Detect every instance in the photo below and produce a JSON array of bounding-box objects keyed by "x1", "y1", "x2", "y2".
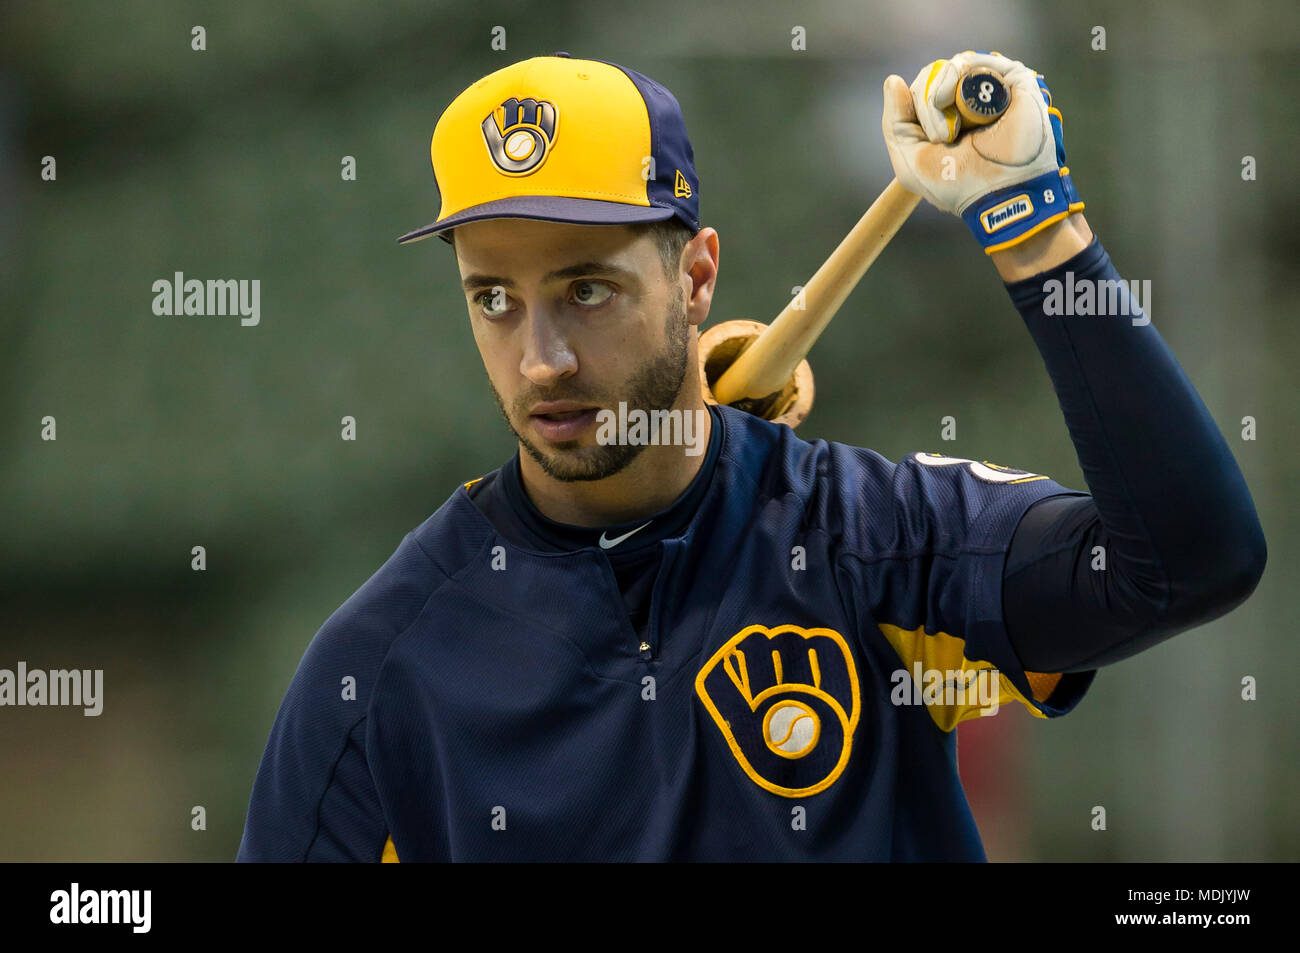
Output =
[
  {"x1": 476, "y1": 289, "x2": 510, "y2": 316},
  {"x1": 572, "y1": 280, "x2": 614, "y2": 307}
]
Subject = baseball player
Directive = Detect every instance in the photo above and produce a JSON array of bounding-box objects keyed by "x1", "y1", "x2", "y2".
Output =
[{"x1": 236, "y1": 52, "x2": 1266, "y2": 861}]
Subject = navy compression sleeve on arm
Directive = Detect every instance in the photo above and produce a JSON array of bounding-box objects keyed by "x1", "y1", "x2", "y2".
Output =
[{"x1": 999, "y1": 237, "x2": 1266, "y2": 673}]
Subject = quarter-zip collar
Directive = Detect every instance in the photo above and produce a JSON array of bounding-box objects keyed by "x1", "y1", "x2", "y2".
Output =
[{"x1": 492, "y1": 402, "x2": 725, "y2": 557}]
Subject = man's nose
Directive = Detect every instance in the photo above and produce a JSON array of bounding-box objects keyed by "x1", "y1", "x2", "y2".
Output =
[{"x1": 519, "y1": 307, "x2": 578, "y2": 385}]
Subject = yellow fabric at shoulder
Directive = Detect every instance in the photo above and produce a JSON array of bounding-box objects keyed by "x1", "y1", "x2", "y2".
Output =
[
  {"x1": 877, "y1": 622, "x2": 1052, "y2": 732},
  {"x1": 381, "y1": 836, "x2": 399, "y2": 863}
]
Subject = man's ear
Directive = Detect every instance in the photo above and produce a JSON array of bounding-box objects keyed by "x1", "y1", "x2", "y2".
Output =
[{"x1": 683, "y1": 227, "x2": 719, "y2": 327}]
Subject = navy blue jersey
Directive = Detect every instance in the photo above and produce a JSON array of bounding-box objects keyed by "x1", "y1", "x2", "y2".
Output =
[
  {"x1": 237, "y1": 403, "x2": 1093, "y2": 862},
  {"x1": 238, "y1": 236, "x2": 1265, "y2": 862},
  {"x1": 466, "y1": 403, "x2": 725, "y2": 650}
]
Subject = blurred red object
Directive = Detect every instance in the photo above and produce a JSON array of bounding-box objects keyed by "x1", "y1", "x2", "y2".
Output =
[{"x1": 957, "y1": 707, "x2": 1029, "y2": 861}]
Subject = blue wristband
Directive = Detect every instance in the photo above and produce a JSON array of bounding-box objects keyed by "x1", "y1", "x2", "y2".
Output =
[{"x1": 962, "y1": 167, "x2": 1084, "y2": 255}]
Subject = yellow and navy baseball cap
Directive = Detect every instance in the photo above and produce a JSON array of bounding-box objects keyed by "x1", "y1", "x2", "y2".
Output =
[{"x1": 397, "y1": 52, "x2": 700, "y2": 245}]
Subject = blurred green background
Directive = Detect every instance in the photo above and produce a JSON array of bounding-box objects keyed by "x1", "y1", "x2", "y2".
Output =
[{"x1": 1, "y1": 0, "x2": 1295, "y2": 861}]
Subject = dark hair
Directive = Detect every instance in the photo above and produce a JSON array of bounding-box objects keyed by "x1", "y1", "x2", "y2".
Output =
[
  {"x1": 627, "y1": 217, "x2": 698, "y2": 279},
  {"x1": 448, "y1": 218, "x2": 697, "y2": 279}
]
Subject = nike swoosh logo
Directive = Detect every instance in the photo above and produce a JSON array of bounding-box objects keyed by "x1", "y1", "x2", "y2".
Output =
[{"x1": 599, "y1": 521, "x2": 653, "y2": 550}]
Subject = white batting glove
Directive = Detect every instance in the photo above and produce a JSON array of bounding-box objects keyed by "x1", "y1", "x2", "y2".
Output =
[{"x1": 881, "y1": 50, "x2": 1084, "y2": 254}]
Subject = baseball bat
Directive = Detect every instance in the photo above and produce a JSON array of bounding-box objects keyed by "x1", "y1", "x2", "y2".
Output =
[{"x1": 703, "y1": 68, "x2": 1011, "y2": 424}]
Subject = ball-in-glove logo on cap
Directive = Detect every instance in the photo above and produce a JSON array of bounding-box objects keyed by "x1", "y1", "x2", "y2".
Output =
[{"x1": 482, "y1": 97, "x2": 558, "y2": 175}]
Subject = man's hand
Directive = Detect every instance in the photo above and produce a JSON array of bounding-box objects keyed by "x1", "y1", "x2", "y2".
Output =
[{"x1": 881, "y1": 51, "x2": 1085, "y2": 258}]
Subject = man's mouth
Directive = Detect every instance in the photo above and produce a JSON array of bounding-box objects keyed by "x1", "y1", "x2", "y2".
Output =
[{"x1": 528, "y1": 403, "x2": 601, "y2": 441}]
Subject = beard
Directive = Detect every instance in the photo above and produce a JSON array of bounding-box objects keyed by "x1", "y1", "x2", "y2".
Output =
[{"x1": 489, "y1": 289, "x2": 691, "y2": 483}]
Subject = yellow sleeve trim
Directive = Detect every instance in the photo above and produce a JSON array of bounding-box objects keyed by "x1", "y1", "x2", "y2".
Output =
[
  {"x1": 1026, "y1": 671, "x2": 1063, "y2": 702},
  {"x1": 381, "y1": 836, "x2": 399, "y2": 862},
  {"x1": 876, "y1": 622, "x2": 1048, "y2": 732}
]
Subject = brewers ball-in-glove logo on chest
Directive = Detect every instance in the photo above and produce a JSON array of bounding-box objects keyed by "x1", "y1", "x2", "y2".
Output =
[
  {"x1": 482, "y1": 97, "x2": 558, "y2": 175},
  {"x1": 695, "y1": 625, "x2": 861, "y2": 797}
]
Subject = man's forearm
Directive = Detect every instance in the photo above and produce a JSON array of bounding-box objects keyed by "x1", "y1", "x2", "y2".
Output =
[{"x1": 999, "y1": 236, "x2": 1266, "y2": 672}]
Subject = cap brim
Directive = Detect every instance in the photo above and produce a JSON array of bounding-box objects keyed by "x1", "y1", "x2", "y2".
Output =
[{"x1": 396, "y1": 196, "x2": 677, "y2": 245}]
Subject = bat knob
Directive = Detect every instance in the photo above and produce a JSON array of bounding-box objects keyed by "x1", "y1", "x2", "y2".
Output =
[
  {"x1": 954, "y1": 68, "x2": 1011, "y2": 127},
  {"x1": 698, "y1": 320, "x2": 815, "y2": 429}
]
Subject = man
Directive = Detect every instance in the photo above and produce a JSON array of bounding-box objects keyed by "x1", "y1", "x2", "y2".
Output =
[{"x1": 237, "y1": 52, "x2": 1265, "y2": 861}]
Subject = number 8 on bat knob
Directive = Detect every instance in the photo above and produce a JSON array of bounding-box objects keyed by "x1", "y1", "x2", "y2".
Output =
[{"x1": 954, "y1": 68, "x2": 1010, "y2": 128}]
